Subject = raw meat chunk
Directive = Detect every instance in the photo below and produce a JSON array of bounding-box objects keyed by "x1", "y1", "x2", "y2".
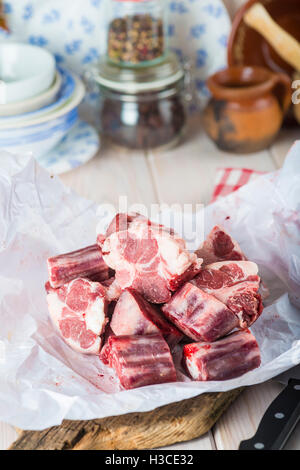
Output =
[
  {"x1": 46, "y1": 278, "x2": 108, "y2": 354},
  {"x1": 105, "y1": 212, "x2": 140, "y2": 237},
  {"x1": 193, "y1": 261, "x2": 259, "y2": 292},
  {"x1": 98, "y1": 213, "x2": 202, "y2": 304},
  {"x1": 193, "y1": 261, "x2": 265, "y2": 325},
  {"x1": 211, "y1": 281, "x2": 263, "y2": 329},
  {"x1": 47, "y1": 244, "x2": 110, "y2": 289},
  {"x1": 162, "y1": 282, "x2": 239, "y2": 342},
  {"x1": 101, "y1": 276, "x2": 122, "y2": 302},
  {"x1": 103, "y1": 334, "x2": 177, "y2": 389},
  {"x1": 99, "y1": 326, "x2": 115, "y2": 365},
  {"x1": 183, "y1": 330, "x2": 261, "y2": 381},
  {"x1": 100, "y1": 339, "x2": 113, "y2": 365},
  {"x1": 196, "y1": 226, "x2": 246, "y2": 265},
  {"x1": 111, "y1": 288, "x2": 183, "y2": 348}
]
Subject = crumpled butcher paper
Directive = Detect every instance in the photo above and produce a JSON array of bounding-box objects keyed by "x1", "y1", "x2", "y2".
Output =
[{"x1": 0, "y1": 142, "x2": 299, "y2": 430}]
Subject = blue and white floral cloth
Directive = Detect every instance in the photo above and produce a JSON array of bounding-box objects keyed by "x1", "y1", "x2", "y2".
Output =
[{"x1": 1, "y1": 0, "x2": 231, "y2": 107}]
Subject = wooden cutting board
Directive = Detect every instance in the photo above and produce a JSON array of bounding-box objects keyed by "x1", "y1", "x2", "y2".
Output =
[{"x1": 9, "y1": 388, "x2": 242, "y2": 450}]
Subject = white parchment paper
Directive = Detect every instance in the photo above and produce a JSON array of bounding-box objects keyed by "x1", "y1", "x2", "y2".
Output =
[{"x1": 0, "y1": 143, "x2": 299, "y2": 430}]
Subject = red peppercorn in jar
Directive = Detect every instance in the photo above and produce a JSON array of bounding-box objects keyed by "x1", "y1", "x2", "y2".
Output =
[
  {"x1": 106, "y1": 0, "x2": 168, "y2": 67},
  {"x1": 89, "y1": 53, "x2": 189, "y2": 150}
]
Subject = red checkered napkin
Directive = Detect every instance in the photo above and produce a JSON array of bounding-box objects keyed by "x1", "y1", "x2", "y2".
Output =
[{"x1": 211, "y1": 168, "x2": 264, "y2": 203}]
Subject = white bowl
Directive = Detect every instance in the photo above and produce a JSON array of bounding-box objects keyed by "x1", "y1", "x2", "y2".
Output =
[
  {"x1": 0, "y1": 42, "x2": 56, "y2": 104},
  {"x1": 0, "y1": 76, "x2": 85, "y2": 158},
  {"x1": 0, "y1": 70, "x2": 62, "y2": 117},
  {"x1": 0, "y1": 67, "x2": 77, "y2": 124},
  {"x1": 0, "y1": 74, "x2": 85, "y2": 129}
]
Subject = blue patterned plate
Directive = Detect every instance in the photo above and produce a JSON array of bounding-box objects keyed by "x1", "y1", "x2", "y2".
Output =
[
  {"x1": 3, "y1": 0, "x2": 231, "y2": 109},
  {"x1": 36, "y1": 119, "x2": 100, "y2": 174}
]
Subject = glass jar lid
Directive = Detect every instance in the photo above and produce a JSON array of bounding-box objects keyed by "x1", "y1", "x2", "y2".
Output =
[{"x1": 90, "y1": 53, "x2": 184, "y2": 94}]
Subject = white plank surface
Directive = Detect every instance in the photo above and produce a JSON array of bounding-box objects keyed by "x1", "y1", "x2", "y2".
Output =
[
  {"x1": 157, "y1": 433, "x2": 216, "y2": 451},
  {"x1": 61, "y1": 141, "x2": 158, "y2": 208},
  {"x1": 214, "y1": 381, "x2": 284, "y2": 450},
  {"x1": 214, "y1": 381, "x2": 300, "y2": 451}
]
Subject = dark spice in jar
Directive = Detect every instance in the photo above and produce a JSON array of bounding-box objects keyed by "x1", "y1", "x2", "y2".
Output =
[
  {"x1": 99, "y1": 88, "x2": 186, "y2": 150},
  {"x1": 108, "y1": 13, "x2": 164, "y2": 65}
]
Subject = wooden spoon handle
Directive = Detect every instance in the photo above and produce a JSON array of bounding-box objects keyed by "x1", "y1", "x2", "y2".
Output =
[{"x1": 244, "y1": 3, "x2": 300, "y2": 73}]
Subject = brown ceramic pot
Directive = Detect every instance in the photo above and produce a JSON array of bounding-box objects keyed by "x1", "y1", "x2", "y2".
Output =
[
  {"x1": 227, "y1": 0, "x2": 300, "y2": 78},
  {"x1": 203, "y1": 66, "x2": 291, "y2": 154}
]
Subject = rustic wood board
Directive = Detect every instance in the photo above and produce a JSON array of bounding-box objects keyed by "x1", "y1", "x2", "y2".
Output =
[{"x1": 9, "y1": 389, "x2": 242, "y2": 450}]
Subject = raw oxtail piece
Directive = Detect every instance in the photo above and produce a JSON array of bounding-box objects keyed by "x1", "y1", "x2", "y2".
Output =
[
  {"x1": 104, "y1": 334, "x2": 177, "y2": 389},
  {"x1": 46, "y1": 278, "x2": 108, "y2": 354},
  {"x1": 98, "y1": 213, "x2": 203, "y2": 304},
  {"x1": 211, "y1": 281, "x2": 263, "y2": 329},
  {"x1": 47, "y1": 244, "x2": 111, "y2": 289},
  {"x1": 196, "y1": 226, "x2": 246, "y2": 265},
  {"x1": 100, "y1": 340, "x2": 112, "y2": 365},
  {"x1": 193, "y1": 261, "x2": 259, "y2": 292},
  {"x1": 183, "y1": 329, "x2": 261, "y2": 381},
  {"x1": 101, "y1": 276, "x2": 122, "y2": 302},
  {"x1": 111, "y1": 288, "x2": 183, "y2": 348},
  {"x1": 162, "y1": 282, "x2": 239, "y2": 342}
]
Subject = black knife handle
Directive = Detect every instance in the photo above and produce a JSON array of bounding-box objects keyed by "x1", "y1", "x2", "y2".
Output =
[{"x1": 239, "y1": 379, "x2": 300, "y2": 450}]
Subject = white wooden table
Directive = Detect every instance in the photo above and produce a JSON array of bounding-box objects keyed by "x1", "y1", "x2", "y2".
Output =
[{"x1": 1, "y1": 116, "x2": 299, "y2": 450}]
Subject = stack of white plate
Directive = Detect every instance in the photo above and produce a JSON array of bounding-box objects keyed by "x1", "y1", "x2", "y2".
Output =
[{"x1": 0, "y1": 42, "x2": 98, "y2": 172}]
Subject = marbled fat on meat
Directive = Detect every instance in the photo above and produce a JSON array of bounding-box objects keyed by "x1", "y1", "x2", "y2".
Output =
[
  {"x1": 103, "y1": 334, "x2": 177, "y2": 389},
  {"x1": 46, "y1": 278, "x2": 108, "y2": 354},
  {"x1": 183, "y1": 330, "x2": 261, "y2": 381},
  {"x1": 101, "y1": 276, "x2": 122, "y2": 302},
  {"x1": 47, "y1": 244, "x2": 110, "y2": 289},
  {"x1": 110, "y1": 288, "x2": 183, "y2": 348},
  {"x1": 162, "y1": 282, "x2": 239, "y2": 342},
  {"x1": 196, "y1": 226, "x2": 246, "y2": 265},
  {"x1": 212, "y1": 281, "x2": 263, "y2": 329},
  {"x1": 98, "y1": 213, "x2": 202, "y2": 304}
]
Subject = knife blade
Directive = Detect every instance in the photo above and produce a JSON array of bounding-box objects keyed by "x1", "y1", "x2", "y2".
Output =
[{"x1": 239, "y1": 365, "x2": 300, "y2": 450}]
